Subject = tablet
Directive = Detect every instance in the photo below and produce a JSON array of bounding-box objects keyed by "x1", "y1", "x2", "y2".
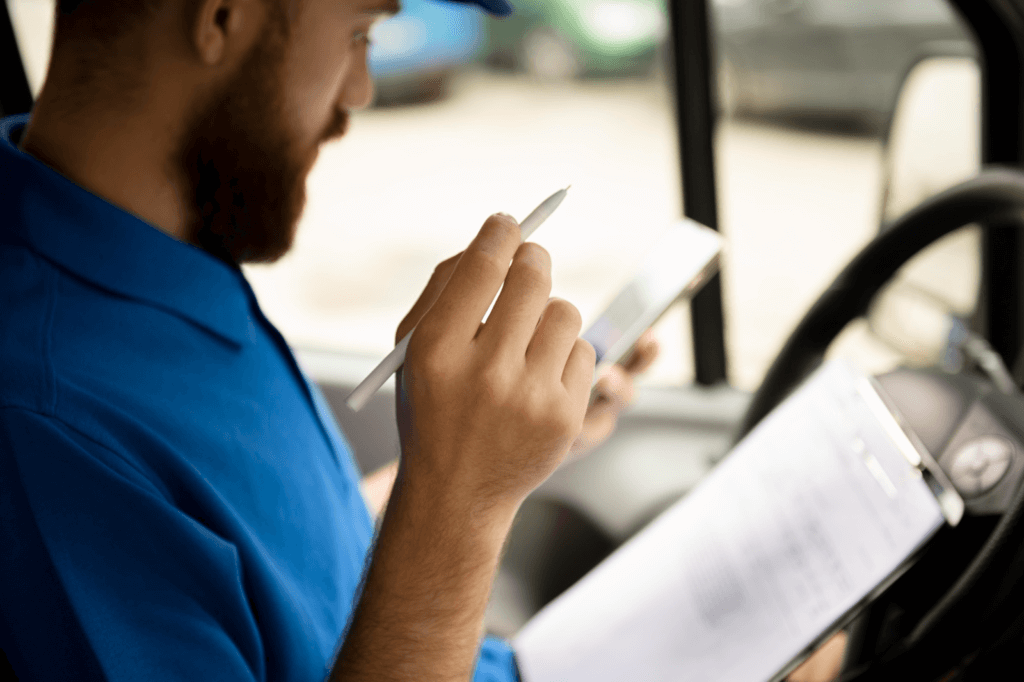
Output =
[
  {"x1": 581, "y1": 218, "x2": 722, "y2": 372},
  {"x1": 514, "y1": 361, "x2": 963, "y2": 682}
]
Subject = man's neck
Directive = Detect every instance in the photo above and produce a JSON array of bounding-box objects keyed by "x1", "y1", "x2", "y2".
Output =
[{"x1": 19, "y1": 82, "x2": 193, "y2": 243}]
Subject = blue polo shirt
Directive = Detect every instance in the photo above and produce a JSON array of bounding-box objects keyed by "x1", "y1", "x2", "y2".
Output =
[{"x1": 0, "y1": 115, "x2": 517, "y2": 682}]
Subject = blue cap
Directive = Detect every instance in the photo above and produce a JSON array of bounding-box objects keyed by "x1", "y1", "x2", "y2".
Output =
[{"x1": 443, "y1": 0, "x2": 513, "y2": 17}]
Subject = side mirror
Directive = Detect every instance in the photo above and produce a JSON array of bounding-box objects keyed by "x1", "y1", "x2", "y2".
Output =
[
  {"x1": 870, "y1": 56, "x2": 982, "y2": 368},
  {"x1": 882, "y1": 56, "x2": 980, "y2": 223}
]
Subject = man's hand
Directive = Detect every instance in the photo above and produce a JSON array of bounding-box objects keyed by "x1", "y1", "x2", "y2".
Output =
[
  {"x1": 568, "y1": 330, "x2": 659, "y2": 461},
  {"x1": 788, "y1": 632, "x2": 846, "y2": 682},
  {"x1": 333, "y1": 214, "x2": 594, "y2": 681},
  {"x1": 361, "y1": 331, "x2": 658, "y2": 517},
  {"x1": 360, "y1": 240, "x2": 663, "y2": 518},
  {"x1": 395, "y1": 214, "x2": 594, "y2": 508}
]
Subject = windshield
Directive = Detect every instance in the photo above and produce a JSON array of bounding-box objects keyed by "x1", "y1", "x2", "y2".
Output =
[{"x1": 5, "y1": 0, "x2": 980, "y2": 389}]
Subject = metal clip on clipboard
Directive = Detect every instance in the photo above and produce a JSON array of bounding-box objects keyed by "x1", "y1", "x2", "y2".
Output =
[{"x1": 859, "y1": 375, "x2": 965, "y2": 527}]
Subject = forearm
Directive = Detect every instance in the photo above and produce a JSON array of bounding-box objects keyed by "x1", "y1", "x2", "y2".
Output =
[{"x1": 331, "y1": 473, "x2": 516, "y2": 682}]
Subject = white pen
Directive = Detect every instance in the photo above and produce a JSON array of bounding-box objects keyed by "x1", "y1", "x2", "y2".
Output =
[{"x1": 346, "y1": 187, "x2": 570, "y2": 412}]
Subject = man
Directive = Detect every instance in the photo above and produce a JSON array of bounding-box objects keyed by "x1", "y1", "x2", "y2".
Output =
[{"x1": 0, "y1": 0, "x2": 658, "y2": 679}]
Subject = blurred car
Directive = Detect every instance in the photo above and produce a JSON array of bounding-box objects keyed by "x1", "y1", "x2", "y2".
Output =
[
  {"x1": 368, "y1": 0, "x2": 485, "y2": 105},
  {"x1": 484, "y1": 0, "x2": 669, "y2": 79},
  {"x1": 714, "y1": 0, "x2": 976, "y2": 131}
]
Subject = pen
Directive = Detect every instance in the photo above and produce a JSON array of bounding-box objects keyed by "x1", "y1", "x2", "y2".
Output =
[{"x1": 346, "y1": 187, "x2": 571, "y2": 412}]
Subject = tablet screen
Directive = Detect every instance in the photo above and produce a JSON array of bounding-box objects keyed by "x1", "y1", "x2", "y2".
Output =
[
  {"x1": 582, "y1": 219, "x2": 721, "y2": 366},
  {"x1": 514, "y1": 362, "x2": 952, "y2": 682}
]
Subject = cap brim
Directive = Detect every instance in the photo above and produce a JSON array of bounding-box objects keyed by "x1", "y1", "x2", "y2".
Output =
[{"x1": 445, "y1": 0, "x2": 514, "y2": 17}]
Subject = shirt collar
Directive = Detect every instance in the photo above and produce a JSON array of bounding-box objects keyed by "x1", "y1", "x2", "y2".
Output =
[{"x1": 0, "y1": 114, "x2": 252, "y2": 348}]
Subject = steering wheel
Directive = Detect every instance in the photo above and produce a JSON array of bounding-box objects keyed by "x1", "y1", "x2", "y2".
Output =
[
  {"x1": 731, "y1": 168, "x2": 1024, "y2": 679},
  {"x1": 736, "y1": 167, "x2": 1024, "y2": 440}
]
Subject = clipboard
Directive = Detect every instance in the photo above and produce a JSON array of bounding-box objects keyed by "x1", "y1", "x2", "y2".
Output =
[{"x1": 514, "y1": 361, "x2": 963, "y2": 682}]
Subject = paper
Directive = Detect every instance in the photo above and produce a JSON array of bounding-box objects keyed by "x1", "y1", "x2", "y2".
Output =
[{"x1": 514, "y1": 362, "x2": 947, "y2": 682}]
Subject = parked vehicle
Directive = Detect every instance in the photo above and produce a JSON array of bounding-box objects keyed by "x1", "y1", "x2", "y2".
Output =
[
  {"x1": 714, "y1": 0, "x2": 976, "y2": 131},
  {"x1": 368, "y1": 0, "x2": 486, "y2": 104},
  {"x1": 484, "y1": 0, "x2": 669, "y2": 79}
]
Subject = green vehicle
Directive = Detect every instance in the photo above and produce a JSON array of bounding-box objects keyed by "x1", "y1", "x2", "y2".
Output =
[{"x1": 485, "y1": 0, "x2": 669, "y2": 78}]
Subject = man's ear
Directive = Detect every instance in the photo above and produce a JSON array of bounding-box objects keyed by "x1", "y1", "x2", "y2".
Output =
[{"x1": 192, "y1": 0, "x2": 265, "y2": 66}]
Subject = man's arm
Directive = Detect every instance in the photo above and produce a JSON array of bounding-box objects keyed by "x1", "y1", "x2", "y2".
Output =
[{"x1": 332, "y1": 214, "x2": 594, "y2": 681}]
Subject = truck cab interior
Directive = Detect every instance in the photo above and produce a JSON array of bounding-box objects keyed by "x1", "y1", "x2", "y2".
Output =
[{"x1": 5, "y1": 0, "x2": 1024, "y2": 678}]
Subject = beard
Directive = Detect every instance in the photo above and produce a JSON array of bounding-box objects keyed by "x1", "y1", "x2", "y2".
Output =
[{"x1": 179, "y1": 15, "x2": 350, "y2": 264}]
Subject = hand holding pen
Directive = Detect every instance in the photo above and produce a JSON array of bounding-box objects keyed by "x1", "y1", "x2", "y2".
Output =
[
  {"x1": 378, "y1": 199, "x2": 594, "y2": 510},
  {"x1": 346, "y1": 188, "x2": 570, "y2": 411}
]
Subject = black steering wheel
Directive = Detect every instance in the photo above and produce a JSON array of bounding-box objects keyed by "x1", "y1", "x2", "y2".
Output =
[
  {"x1": 731, "y1": 168, "x2": 1024, "y2": 679},
  {"x1": 736, "y1": 167, "x2": 1024, "y2": 441}
]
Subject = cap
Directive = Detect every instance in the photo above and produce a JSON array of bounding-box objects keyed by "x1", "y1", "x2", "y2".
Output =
[{"x1": 443, "y1": 0, "x2": 514, "y2": 17}]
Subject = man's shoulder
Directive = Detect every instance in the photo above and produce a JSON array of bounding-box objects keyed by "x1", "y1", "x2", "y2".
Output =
[
  {"x1": 0, "y1": 240, "x2": 187, "y2": 419},
  {"x1": 0, "y1": 242, "x2": 127, "y2": 411},
  {"x1": 0, "y1": 243, "x2": 61, "y2": 414}
]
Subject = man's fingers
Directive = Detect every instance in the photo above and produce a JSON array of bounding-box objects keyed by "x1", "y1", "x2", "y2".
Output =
[
  {"x1": 621, "y1": 329, "x2": 660, "y2": 374},
  {"x1": 418, "y1": 214, "x2": 522, "y2": 343},
  {"x1": 396, "y1": 252, "x2": 462, "y2": 343},
  {"x1": 787, "y1": 632, "x2": 847, "y2": 682},
  {"x1": 593, "y1": 365, "x2": 635, "y2": 409},
  {"x1": 480, "y1": 243, "x2": 552, "y2": 358},
  {"x1": 572, "y1": 401, "x2": 617, "y2": 454},
  {"x1": 563, "y1": 337, "x2": 597, "y2": 405},
  {"x1": 526, "y1": 298, "x2": 583, "y2": 376}
]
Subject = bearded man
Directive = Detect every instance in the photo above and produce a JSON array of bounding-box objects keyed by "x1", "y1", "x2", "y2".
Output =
[{"x1": 0, "y1": 0, "x2": 658, "y2": 680}]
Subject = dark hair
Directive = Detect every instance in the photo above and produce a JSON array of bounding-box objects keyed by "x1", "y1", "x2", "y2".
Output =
[
  {"x1": 57, "y1": 0, "x2": 165, "y2": 15},
  {"x1": 47, "y1": 0, "x2": 292, "y2": 108},
  {"x1": 59, "y1": 0, "x2": 101, "y2": 12},
  {"x1": 53, "y1": 0, "x2": 165, "y2": 49}
]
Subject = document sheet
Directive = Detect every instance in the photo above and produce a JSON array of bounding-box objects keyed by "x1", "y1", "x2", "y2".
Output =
[{"x1": 514, "y1": 362, "x2": 947, "y2": 682}]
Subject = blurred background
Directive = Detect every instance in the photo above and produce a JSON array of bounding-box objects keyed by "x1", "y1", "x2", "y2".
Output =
[{"x1": 6, "y1": 0, "x2": 982, "y2": 391}]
